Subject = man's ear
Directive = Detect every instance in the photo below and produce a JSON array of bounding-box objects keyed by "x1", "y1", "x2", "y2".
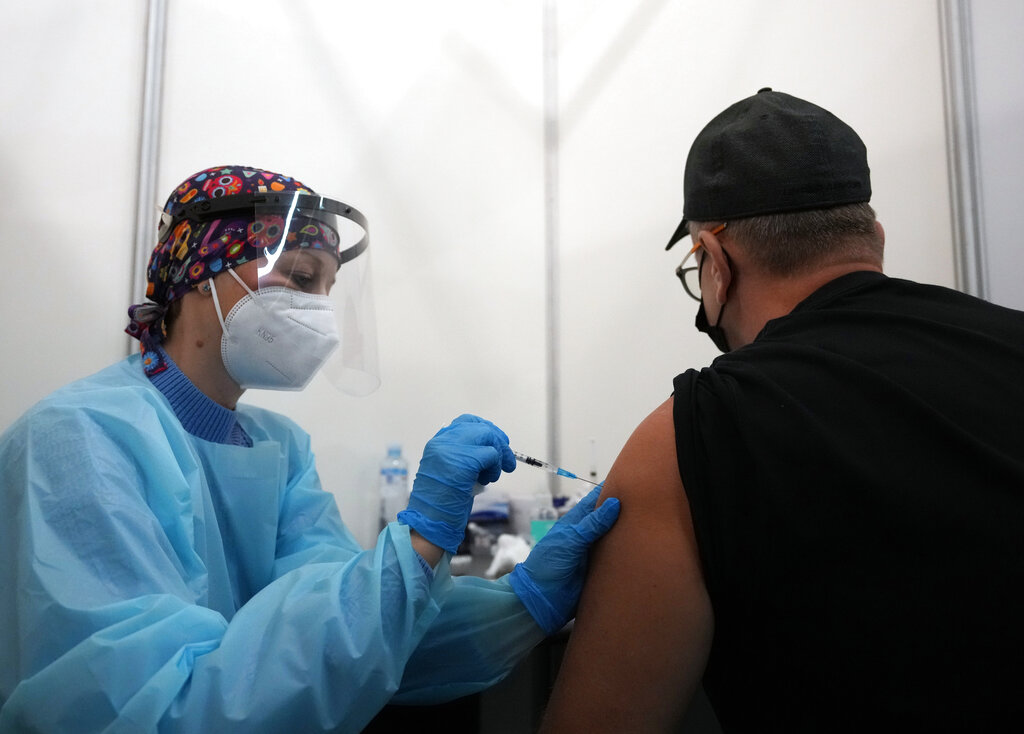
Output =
[{"x1": 699, "y1": 228, "x2": 732, "y2": 306}]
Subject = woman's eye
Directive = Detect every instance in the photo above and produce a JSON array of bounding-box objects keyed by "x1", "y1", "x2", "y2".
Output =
[{"x1": 291, "y1": 272, "x2": 314, "y2": 289}]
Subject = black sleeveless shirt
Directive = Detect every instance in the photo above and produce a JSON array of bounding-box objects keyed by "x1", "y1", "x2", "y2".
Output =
[{"x1": 673, "y1": 272, "x2": 1024, "y2": 732}]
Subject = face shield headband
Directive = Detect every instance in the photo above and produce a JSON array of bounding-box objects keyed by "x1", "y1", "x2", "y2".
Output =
[{"x1": 171, "y1": 191, "x2": 368, "y2": 269}]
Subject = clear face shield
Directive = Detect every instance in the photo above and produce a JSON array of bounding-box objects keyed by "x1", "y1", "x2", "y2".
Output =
[{"x1": 182, "y1": 191, "x2": 380, "y2": 396}]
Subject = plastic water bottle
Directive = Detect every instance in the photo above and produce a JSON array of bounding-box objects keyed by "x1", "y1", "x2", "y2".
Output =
[
  {"x1": 530, "y1": 496, "x2": 559, "y2": 545},
  {"x1": 379, "y1": 444, "x2": 409, "y2": 530}
]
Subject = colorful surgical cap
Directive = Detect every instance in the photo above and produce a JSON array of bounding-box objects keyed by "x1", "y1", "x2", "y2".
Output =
[{"x1": 126, "y1": 165, "x2": 341, "y2": 372}]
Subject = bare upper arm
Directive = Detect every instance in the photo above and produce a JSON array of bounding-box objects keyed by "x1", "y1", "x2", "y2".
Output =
[{"x1": 541, "y1": 397, "x2": 713, "y2": 732}]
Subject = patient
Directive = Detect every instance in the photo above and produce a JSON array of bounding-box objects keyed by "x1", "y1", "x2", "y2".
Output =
[{"x1": 540, "y1": 89, "x2": 1024, "y2": 732}]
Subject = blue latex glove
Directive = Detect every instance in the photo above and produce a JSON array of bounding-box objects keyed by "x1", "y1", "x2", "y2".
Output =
[
  {"x1": 508, "y1": 486, "x2": 621, "y2": 634},
  {"x1": 398, "y1": 414, "x2": 516, "y2": 554}
]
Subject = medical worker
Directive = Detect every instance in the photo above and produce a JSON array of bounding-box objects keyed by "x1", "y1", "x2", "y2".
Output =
[{"x1": 0, "y1": 165, "x2": 620, "y2": 732}]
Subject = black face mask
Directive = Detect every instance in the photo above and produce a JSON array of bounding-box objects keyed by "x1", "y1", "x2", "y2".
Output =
[{"x1": 695, "y1": 300, "x2": 730, "y2": 352}]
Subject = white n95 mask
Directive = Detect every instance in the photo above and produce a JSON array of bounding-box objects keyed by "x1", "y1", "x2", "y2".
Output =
[{"x1": 210, "y1": 269, "x2": 340, "y2": 391}]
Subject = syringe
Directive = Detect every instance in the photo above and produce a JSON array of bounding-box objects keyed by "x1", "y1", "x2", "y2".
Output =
[{"x1": 513, "y1": 450, "x2": 600, "y2": 486}]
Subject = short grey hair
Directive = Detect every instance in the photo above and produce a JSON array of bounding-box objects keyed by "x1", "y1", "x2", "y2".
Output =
[{"x1": 688, "y1": 202, "x2": 883, "y2": 276}]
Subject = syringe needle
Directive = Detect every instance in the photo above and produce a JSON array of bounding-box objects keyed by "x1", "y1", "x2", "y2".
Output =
[{"x1": 553, "y1": 466, "x2": 600, "y2": 486}]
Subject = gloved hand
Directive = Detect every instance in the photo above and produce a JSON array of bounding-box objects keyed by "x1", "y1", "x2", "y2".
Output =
[
  {"x1": 508, "y1": 486, "x2": 621, "y2": 634},
  {"x1": 398, "y1": 414, "x2": 516, "y2": 554}
]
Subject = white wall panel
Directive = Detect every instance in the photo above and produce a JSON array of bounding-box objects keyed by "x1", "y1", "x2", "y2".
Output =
[
  {"x1": 0, "y1": 1, "x2": 146, "y2": 431},
  {"x1": 557, "y1": 0, "x2": 953, "y2": 479},
  {"x1": 971, "y1": 1, "x2": 1024, "y2": 310}
]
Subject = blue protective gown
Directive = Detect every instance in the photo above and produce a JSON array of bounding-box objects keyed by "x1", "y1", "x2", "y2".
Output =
[{"x1": 0, "y1": 356, "x2": 544, "y2": 733}]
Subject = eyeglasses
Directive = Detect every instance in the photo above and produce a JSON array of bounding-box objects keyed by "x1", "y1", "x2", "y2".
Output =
[{"x1": 674, "y1": 223, "x2": 726, "y2": 302}]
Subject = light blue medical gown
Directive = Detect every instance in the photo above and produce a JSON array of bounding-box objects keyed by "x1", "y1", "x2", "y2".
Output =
[{"x1": 0, "y1": 356, "x2": 544, "y2": 733}]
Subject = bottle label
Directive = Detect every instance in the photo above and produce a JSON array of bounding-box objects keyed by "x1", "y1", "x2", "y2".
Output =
[{"x1": 380, "y1": 467, "x2": 408, "y2": 484}]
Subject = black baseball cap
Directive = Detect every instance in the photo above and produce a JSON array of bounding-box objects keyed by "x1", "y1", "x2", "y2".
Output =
[{"x1": 665, "y1": 88, "x2": 871, "y2": 250}]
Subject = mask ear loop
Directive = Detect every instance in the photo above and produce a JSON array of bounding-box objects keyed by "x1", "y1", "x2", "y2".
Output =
[
  {"x1": 207, "y1": 278, "x2": 230, "y2": 335},
  {"x1": 227, "y1": 267, "x2": 258, "y2": 298},
  {"x1": 209, "y1": 268, "x2": 267, "y2": 335}
]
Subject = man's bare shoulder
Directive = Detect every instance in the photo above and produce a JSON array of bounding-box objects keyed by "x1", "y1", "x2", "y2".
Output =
[
  {"x1": 541, "y1": 396, "x2": 712, "y2": 732},
  {"x1": 599, "y1": 397, "x2": 686, "y2": 516}
]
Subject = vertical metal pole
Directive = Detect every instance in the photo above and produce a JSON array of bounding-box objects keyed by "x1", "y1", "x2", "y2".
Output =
[
  {"x1": 937, "y1": 0, "x2": 988, "y2": 299},
  {"x1": 128, "y1": 0, "x2": 168, "y2": 354},
  {"x1": 543, "y1": 0, "x2": 560, "y2": 497}
]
